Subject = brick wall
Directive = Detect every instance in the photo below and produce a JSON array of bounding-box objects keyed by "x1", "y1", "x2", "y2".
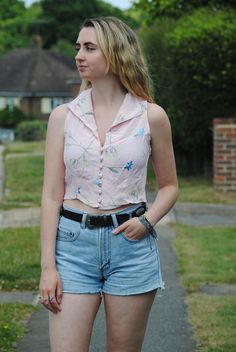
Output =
[{"x1": 213, "y1": 118, "x2": 236, "y2": 193}]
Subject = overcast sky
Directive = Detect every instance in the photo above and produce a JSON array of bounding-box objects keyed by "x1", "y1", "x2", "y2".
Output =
[{"x1": 24, "y1": 0, "x2": 133, "y2": 10}]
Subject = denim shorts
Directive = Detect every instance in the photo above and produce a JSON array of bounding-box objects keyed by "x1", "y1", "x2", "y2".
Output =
[{"x1": 55, "y1": 203, "x2": 165, "y2": 296}]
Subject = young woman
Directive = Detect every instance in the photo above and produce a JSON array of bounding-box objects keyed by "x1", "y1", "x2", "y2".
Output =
[{"x1": 39, "y1": 16, "x2": 178, "y2": 352}]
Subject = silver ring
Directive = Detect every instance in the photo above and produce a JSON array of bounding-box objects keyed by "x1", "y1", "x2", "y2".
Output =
[{"x1": 49, "y1": 296, "x2": 56, "y2": 302}]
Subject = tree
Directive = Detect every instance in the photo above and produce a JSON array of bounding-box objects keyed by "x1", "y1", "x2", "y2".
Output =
[
  {"x1": 139, "y1": 8, "x2": 236, "y2": 174},
  {"x1": 40, "y1": 0, "x2": 138, "y2": 48},
  {"x1": 134, "y1": 0, "x2": 236, "y2": 20},
  {"x1": 0, "y1": 0, "x2": 25, "y2": 20},
  {"x1": 0, "y1": 1, "x2": 41, "y2": 55}
]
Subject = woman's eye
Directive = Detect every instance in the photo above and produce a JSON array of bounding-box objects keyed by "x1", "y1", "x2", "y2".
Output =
[{"x1": 87, "y1": 47, "x2": 96, "y2": 51}]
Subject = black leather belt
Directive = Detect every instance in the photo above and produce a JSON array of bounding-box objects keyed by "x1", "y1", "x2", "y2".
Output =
[{"x1": 60, "y1": 203, "x2": 147, "y2": 228}]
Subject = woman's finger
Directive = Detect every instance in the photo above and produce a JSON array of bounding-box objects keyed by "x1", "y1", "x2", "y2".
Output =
[
  {"x1": 39, "y1": 292, "x2": 58, "y2": 313},
  {"x1": 48, "y1": 293, "x2": 61, "y2": 312},
  {"x1": 112, "y1": 221, "x2": 129, "y2": 235},
  {"x1": 56, "y1": 279, "x2": 63, "y2": 304}
]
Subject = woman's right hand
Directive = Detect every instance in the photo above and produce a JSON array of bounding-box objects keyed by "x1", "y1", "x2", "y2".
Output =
[{"x1": 39, "y1": 267, "x2": 63, "y2": 314}]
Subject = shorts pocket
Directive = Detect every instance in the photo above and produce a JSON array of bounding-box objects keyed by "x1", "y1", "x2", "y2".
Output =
[
  {"x1": 120, "y1": 231, "x2": 146, "y2": 243},
  {"x1": 57, "y1": 229, "x2": 80, "y2": 242},
  {"x1": 56, "y1": 216, "x2": 81, "y2": 242},
  {"x1": 57, "y1": 217, "x2": 81, "y2": 242}
]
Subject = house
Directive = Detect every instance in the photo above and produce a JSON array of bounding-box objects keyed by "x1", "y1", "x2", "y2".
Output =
[{"x1": 0, "y1": 47, "x2": 81, "y2": 119}]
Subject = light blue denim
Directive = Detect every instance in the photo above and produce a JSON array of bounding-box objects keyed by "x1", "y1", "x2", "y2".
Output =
[{"x1": 55, "y1": 203, "x2": 165, "y2": 295}]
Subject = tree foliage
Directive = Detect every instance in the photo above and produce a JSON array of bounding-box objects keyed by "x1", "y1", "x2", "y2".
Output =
[
  {"x1": 40, "y1": 0, "x2": 138, "y2": 48},
  {"x1": 0, "y1": 1, "x2": 41, "y2": 55},
  {"x1": 0, "y1": 0, "x2": 138, "y2": 55},
  {"x1": 0, "y1": 0, "x2": 25, "y2": 20},
  {"x1": 139, "y1": 7, "x2": 236, "y2": 173},
  {"x1": 134, "y1": 0, "x2": 236, "y2": 20}
]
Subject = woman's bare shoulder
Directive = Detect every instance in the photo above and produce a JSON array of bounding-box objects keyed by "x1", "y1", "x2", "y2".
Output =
[
  {"x1": 48, "y1": 104, "x2": 69, "y2": 124},
  {"x1": 147, "y1": 102, "x2": 170, "y2": 130}
]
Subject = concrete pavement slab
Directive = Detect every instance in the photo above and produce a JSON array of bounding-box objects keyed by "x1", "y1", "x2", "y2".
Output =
[
  {"x1": 0, "y1": 291, "x2": 38, "y2": 305},
  {"x1": 174, "y1": 202, "x2": 236, "y2": 227}
]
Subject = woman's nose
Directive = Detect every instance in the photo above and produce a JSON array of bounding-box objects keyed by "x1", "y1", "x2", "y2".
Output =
[{"x1": 75, "y1": 48, "x2": 84, "y2": 61}]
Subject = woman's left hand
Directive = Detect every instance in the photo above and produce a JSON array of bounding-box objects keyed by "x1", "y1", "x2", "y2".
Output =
[{"x1": 112, "y1": 217, "x2": 148, "y2": 240}]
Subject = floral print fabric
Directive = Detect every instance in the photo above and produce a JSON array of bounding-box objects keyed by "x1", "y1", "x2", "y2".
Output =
[{"x1": 63, "y1": 88, "x2": 151, "y2": 209}]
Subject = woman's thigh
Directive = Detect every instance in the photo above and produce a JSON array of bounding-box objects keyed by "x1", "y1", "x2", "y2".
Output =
[
  {"x1": 49, "y1": 293, "x2": 101, "y2": 352},
  {"x1": 104, "y1": 290, "x2": 157, "y2": 352}
]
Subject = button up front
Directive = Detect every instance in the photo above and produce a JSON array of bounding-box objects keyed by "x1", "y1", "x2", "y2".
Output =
[{"x1": 63, "y1": 88, "x2": 151, "y2": 209}]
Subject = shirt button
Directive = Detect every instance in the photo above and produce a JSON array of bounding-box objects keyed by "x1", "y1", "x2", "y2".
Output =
[{"x1": 99, "y1": 172, "x2": 103, "y2": 178}]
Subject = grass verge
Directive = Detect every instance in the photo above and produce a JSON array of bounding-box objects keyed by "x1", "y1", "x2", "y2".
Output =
[
  {"x1": 147, "y1": 161, "x2": 236, "y2": 204},
  {"x1": 3, "y1": 141, "x2": 45, "y2": 155},
  {"x1": 186, "y1": 294, "x2": 236, "y2": 352},
  {"x1": 1, "y1": 141, "x2": 45, "y2": 209},
  {"x1": 5, "y1": 155, "x2": 43, "y2": 206},
  {"x1": 174, "y1": 224, "x2": 236, "y2": 352},
  {"x1": 1, "y1": 154, "x2": 44, "y2": 209},
  {"x1": 0, "y1": 227, "x2": 40, "y2": 291},
  {"x1": 0, "y1": 303, "x2": 36, "y2": 352},
  {"x1": 1, "y1": 142, "x2": 236, "y2": 208},
  {"x1": 173, "y1": 224, "x2": 236, "y2": 292}
]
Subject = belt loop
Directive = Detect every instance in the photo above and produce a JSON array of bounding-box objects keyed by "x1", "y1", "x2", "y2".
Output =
[
  {"x1": 81, "y1": 213, "x2": 87, "y2": 229},
  {"x1": 111, "y1": 213, "x2": 118, "y2": 228}
]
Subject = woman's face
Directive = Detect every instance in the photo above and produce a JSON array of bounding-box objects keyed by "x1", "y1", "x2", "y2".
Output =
[{"x1": 75, "y1": 27, "x2": 108, "y2": 81}]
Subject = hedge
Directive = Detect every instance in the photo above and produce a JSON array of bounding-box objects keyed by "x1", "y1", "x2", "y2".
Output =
[
  {"x1": 16, "y1": 120, "x2": 47, "y2": 141},
  {"x1": 139, "y1": 7, "x2": 236, "y2": 174}
]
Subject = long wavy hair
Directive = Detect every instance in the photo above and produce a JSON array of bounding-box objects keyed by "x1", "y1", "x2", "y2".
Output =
[{"x1": 79, "y1": 16, "x2": 154, "y2": 102}]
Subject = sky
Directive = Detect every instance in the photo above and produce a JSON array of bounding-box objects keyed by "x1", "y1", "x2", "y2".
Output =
[{"x1": 24, "y1": 0, "x2": 133, "y2": 10}]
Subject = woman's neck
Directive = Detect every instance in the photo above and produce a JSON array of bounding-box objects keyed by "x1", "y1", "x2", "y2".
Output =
[{"x1": 90, "y1": 75, "x2": 127, "y2": 108}]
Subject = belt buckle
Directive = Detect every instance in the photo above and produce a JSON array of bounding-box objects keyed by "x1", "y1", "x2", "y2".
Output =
[{"x1": 86, "y1": 215, "x2": 96, "y2": 229}]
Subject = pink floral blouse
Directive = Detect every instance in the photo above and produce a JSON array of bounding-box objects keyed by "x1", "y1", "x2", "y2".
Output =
[{"x1": 63, "y1": 88, "x2": 151, "y2": 209}]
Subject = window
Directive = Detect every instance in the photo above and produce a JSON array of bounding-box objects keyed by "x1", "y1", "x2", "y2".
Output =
[
  {"x1": 41, "y1": 97, "x2": 71, "y2": 113},
  {"x1": 0, "y1": 97, "x2": 20, "y2": 111}
]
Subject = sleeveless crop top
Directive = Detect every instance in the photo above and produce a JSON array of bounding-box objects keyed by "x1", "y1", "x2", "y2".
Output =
[{"x1": 63, "y1": 88, "x2": 151, "y2": 209}]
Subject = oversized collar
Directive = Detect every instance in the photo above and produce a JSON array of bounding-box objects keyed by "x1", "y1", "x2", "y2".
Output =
[{"x1": 67, "y1": 88, "x2": 147, "y2": 134}]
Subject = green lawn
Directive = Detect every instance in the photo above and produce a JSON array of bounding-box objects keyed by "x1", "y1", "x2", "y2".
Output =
[
  {"x1": 147, "y1": 161, "x2": 236, "y2": 205},
  {"x1": 174, "y1": 224, "x2": 236, "y2": 352},
  {"x1": 3, "y1": 155, "x2": 44, "y2": 208},
  {"x1": 0, "y1": 141, "x2": 235, "y2": 209},
  {"x1": 3, "y1": 141, "x2": 45, "y2": 155},
  {"x1": 0, "y1": 303, "x2": 36, "y2": 352},
  {"x1": 0, "y1": 225, "x2": 40, "y2": 351},
  {"x1": 0, "y1": 141, "x2": 44, "y2": 209},
  {"x1": 0, "y1": 227, "x2": 40, "y2": 291},
  {"x1": 174, "y1": 225, "x2": 236, "y2": 292},
  {"x1": 186, "y1": 294, "x2": 236, "y2": 352}
]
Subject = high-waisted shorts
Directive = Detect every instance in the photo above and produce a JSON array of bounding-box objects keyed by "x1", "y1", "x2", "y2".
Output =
[{"x1": 55, "y1": 203, "x2": 165, "y2": 295}]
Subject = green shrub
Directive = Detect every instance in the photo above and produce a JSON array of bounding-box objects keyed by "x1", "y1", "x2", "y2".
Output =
[
  {"x1": 139, "y1": 8, "x2": 236, "y2": 174},
  {"x1": 16, "y1": 120, "x2": 47, "y2": 141},
  {"x1": 0, "y1": 107, "x2": 26, "y2": 128}
]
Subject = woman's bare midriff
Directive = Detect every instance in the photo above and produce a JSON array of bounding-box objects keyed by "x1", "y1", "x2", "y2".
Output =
[{"x1": 63, "y1": 198, "x2": 134, "y2": 215}]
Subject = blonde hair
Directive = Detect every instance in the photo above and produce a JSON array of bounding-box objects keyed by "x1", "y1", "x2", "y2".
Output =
[{"x1": 79, "y1": 16, "x2": 154, "y2": 102}]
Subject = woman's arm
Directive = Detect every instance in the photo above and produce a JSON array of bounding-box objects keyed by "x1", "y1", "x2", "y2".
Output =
[
  {"x1": 145, "y1": 103, "x2": 179, "y2": 225},
  {"x1": 113, "y1": 103, "x2": 178, "y2": 239},
  {"x1": 39, "y1": 104, "x2": 67, "y2": 313}
]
